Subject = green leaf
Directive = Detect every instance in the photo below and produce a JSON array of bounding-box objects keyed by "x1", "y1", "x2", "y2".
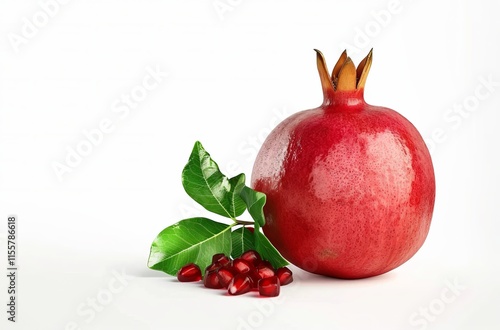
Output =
[
  {"x1": 182, "y1": 141, "x2": 246, "y2": 219},
  {"x1": 239, "y1": 186, "x2": 266, "y2": 227},
  {"x1": 148, "y1": 217, "x2": 232, "y2": 275},
  {"x1": 231, "y1": 227, "x2": 255, "y2": 259},
  {"x1": 255, "y1": 231, "x2": 289, "y2": 268},
  {"x1": 229, "y1": 174, "x2": 247, "y2": 217}
]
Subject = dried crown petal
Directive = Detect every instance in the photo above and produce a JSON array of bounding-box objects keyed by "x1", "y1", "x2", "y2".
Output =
[{"x1": 315, "y1": 48, "x2": 373, "y2": 102}]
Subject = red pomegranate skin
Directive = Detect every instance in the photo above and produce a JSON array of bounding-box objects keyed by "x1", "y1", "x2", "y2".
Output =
[{"x1": 251, "y1": 89, "x2": 435, "y2": 279}]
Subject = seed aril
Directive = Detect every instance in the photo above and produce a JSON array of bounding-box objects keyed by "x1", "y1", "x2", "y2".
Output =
[
  {"x1": 217, "y1": 266, "x2": 236, "y2": 288},
  {"x1": 177, "y1": 263, "x2": 202, "y2": 282},
  {"x1": 232, "y1": 258, "x2": 253, "y2": 274},
  {"x1": 177, "y1": 251, "x2": 289, "y2": 297},
  {"x1": 205, "y1": 262, "x2": 221, "y2": 273},
  {"x1": 240, "y1": 250, "x2": 262, "y2": 266},
  {"x1": 256, "y1": 263, "x2": 275, "y2": 280},
  {"x1": 204, "y1": 269, "x2": 223, "y2": 289},
  {"x1": 248, "y1": 269, "x2": 261, "y2": 290},
  {"x1": 276, "y1": 267, "x2": 293, "y2": 285},
  {"x1": 258, "y1": 276, "x2": 280, "y2": 297},
  {"x1": 212, "y1": 253, "x2": 231, "y2": 267},
  {"x1": 228, "y1": 274, "x2": 253, "y2": 296}
]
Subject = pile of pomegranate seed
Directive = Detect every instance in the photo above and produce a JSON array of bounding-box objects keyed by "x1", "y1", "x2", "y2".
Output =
[{"x1": 176, "y1": 250, "x2": 293, "y2": 297}]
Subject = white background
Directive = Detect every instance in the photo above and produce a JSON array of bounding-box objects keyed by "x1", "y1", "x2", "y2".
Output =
[{"x1": 1, "y1": 0, "x2": 499, "y2": 329}]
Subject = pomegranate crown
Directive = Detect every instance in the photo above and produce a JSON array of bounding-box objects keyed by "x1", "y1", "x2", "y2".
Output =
[{"x1": 314, "y1": 49, "x2": 373, "y2": 101}]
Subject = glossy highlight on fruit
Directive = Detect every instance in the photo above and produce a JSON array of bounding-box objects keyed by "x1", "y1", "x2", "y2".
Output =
[
  {"x1": 251, "y1": 49, "x2": 436, "y2": 279},
  {"x1": 233, "y1": 258, "x2": 252, "y2": 274}
]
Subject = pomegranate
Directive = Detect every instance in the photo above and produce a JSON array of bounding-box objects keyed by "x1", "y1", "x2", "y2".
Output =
[{"x1": 251, "y1": 49, "x2": 435, "y2": 279}]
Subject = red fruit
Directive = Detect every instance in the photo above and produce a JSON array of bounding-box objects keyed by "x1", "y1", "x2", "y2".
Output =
[
  {"x1": 217, "y1": 266, "x2": 236, "y2": 288},
  {"x1": 276, "y1": 267, "x2": 293, "y2": 286},
  {"x1": 212, "y1": 253, "x2": 231, "y2": 267},
  {"x1": 227, "y1": 274, "x2": 253, "y2": 295},
  {"x1": 240, "y1": 250, "x2": 262, "y2": 266},
  {"x1": 251, "y1": 49, "x2": 435, "y2": 279},
  {"x1": 258, "y1": 276, "x2": 280, "y2": 297},
  {"x1": 177, "y1": 263, "x2": 202, "y2": 282},
  {"x1": 232, "y1": 258, "x2": 252, "y2": 274},
  {"x1": 204, "y1": 269, "x2": 223, "y2": 289}
]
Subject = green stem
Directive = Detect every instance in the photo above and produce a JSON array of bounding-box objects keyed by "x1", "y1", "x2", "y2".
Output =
[{"x1": 234, "y1": 219, "x2": 254, "y2": 226}]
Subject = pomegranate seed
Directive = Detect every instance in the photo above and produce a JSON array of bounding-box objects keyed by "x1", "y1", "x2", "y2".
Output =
[
  {"x1": 276, "y1": 267, "x2": 293, "y2": 286},
  {"x1": 228, "y1": 274, "x2": 253, "y2": 295},
  {"x1": 256, "y1": 260, "x2": 273, "y2": 269},
  {"x1": 240, "y1": 250, "x2": 262, "y2": 266},
  {"x1": 212, "y1": 253, "x2": 231, "y2": 267},
  {"x1": 205, "y1": 262, "x2": 221, "y2": 273},
  {"x1": 248, "y1": 269, "x2": 261, "y2": 290},
  {"x1": 211, "y1": 253, "x2": 225, "y2": 263},
  {"x1": 233, "y1": 258, "x2": 253, "y2": 274},
  {"x1": 217, "y1": 266, "x2": 236, "y2": 288},
  {"x1": 176, "y1": 254, "x2": 290, "y2": 297},
  {"x1": 258, "y1": 276, "x2": 280, "y2": 297},
  {"x1": 177, "y1": 263, "x2": 202, "y2": 282},
  {"x1": 204, "y1": 269, "x2": 223, "y2": 289},
  {"x1": 256, "y1": 263, "x2": 275, "y2": 280}
]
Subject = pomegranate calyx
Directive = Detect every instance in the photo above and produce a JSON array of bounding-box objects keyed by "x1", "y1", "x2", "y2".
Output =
[
  {"x1": 331, "y1": 49, "x2": 347, "y2": 86},
  {"x1": 315, "y1": 49, "x2": 373, "y2": 106},
  {"x1": 356, "y1": 48, "x2": 373, "y2": 90},
  {"x1": 336, "y1": 57, "x2": 356, "y2": 91},
  {"x1": 314, "y1": 49, "x2": 335, "y2": 100}
]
